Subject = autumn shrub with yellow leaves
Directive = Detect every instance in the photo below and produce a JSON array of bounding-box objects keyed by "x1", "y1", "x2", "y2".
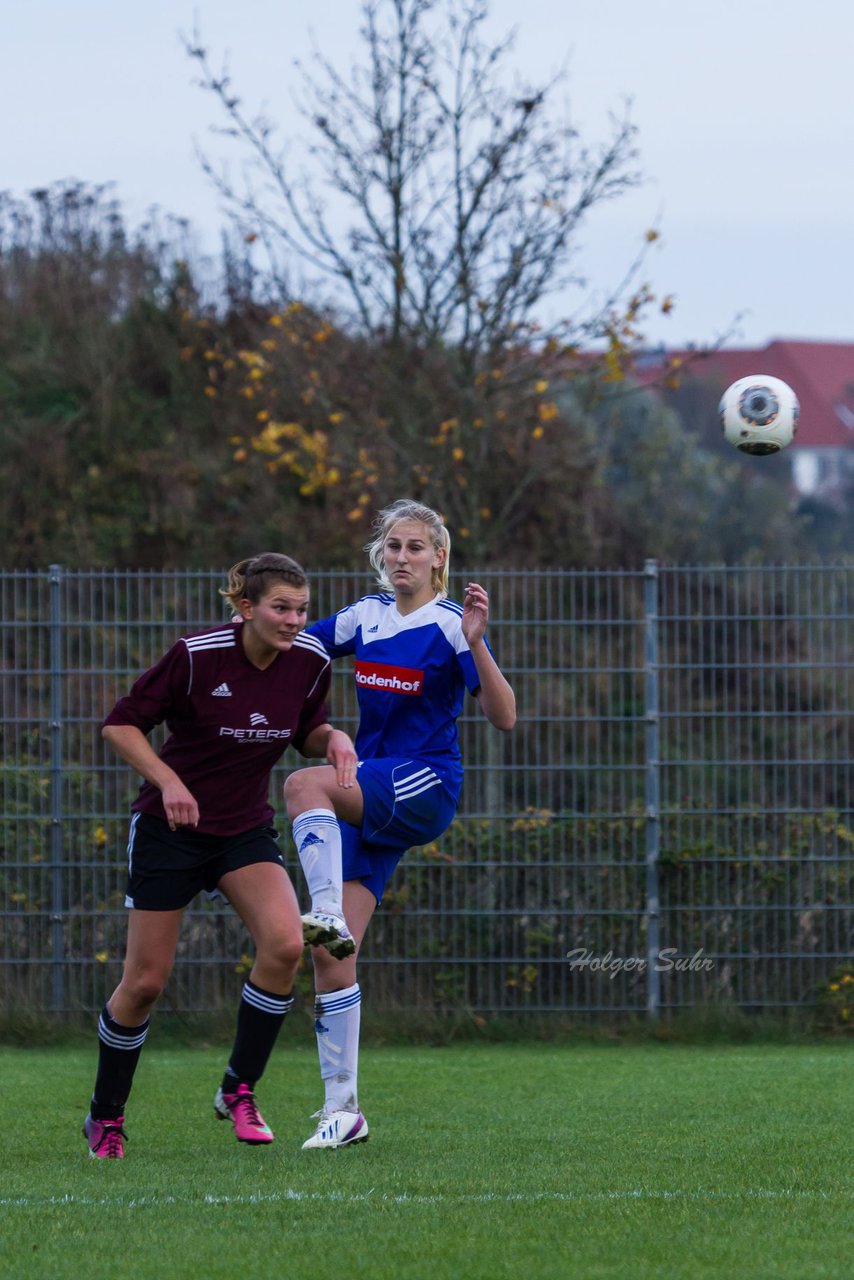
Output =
[{"x1": 814, "y1": 964, "x2": 854, "y2": 1033}]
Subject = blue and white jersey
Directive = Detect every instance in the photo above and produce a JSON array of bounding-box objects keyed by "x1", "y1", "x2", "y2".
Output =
[{"x1": 307, "y1": 592, "x2": 486, "y2": 798}]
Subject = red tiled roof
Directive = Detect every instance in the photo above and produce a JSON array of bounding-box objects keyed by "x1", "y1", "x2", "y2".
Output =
[{"x1": 637, "y1": 340, "x2": 854, "y2": 449}]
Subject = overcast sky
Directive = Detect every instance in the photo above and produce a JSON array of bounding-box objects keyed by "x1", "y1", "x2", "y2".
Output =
[{"x1": 4, "y1": 0, "x2": 853, "y2": 349}]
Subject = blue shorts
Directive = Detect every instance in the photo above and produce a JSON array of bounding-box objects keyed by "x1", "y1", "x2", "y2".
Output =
[{"x1": 342, "y1": 758, "x2": 458, "y2": 904}]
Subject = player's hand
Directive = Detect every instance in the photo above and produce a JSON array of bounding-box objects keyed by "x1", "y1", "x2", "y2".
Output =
[
  {"x1": 326, "y1": 729, "x2": 359, "y2": 788},
  {"x1": 462, "y1": 581, "x2": 489, "y2": 646},
  {"x1": 161, "y1": 781, "x2": 200, "y2": 830}
]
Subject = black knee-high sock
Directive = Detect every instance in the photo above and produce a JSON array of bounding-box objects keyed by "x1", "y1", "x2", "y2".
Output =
[
  {"x1": 222, "y1": 980, "x2": 294, "y2": 1092},
  {"x1": 91, "y1": 1005, "x2": 150, "y2": 1119}
]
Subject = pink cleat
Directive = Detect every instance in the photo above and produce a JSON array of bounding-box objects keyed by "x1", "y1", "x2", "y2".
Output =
[
  {"x1": 214, "y1": 1083, "x2": 274, "y2": 1144},
  {"x1": 83, "y1": 1113, "x2": 126, "y2": 1159}
]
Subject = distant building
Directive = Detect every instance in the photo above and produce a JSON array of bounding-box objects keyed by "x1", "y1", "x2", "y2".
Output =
[{"x1": 636, "y1": 340, "x2": 854, "y2": 500}]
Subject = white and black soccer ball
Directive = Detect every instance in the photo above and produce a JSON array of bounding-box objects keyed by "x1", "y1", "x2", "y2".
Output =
[{"x1": 719, "y1": 375, "x2": 800, "y2": 455}]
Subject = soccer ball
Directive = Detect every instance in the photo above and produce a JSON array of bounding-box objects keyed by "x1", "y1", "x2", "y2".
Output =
[{"x1": 719, "y1": 375, "x2": 799, "y2": 455}]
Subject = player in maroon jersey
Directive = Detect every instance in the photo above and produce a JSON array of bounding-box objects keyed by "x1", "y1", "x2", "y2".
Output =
[{"x1": 81, "y1": 552, "x2": 357, "y2": 1159}]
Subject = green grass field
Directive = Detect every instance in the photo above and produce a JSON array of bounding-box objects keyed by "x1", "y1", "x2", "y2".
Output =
[{"x1": 0, "y1": 1040, "x2": 851, "y2": 1279}]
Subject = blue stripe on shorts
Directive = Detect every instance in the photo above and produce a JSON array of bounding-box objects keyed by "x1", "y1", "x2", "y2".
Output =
[{"x1": 341, "y1": 757, "x2": 458, "y2": 904}]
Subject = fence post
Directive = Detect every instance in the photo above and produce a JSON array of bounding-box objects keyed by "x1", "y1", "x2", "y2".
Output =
[
  {"x1": 644, "y1": 559, "x2": 661, "y2": 1018},
  {"x1": 48, "y1": 564, "x2": 65, "y2": 1011}
]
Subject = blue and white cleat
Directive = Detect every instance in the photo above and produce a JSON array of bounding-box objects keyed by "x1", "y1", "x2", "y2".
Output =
[
  {"x1": 301, "y1": 1108, "x2": 369, "y2": 1149},
  {"x1": 300, "y1": 910, "x2": 356, "y2": 959}
]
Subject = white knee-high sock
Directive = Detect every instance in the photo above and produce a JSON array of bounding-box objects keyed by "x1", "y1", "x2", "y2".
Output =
[
  {"x1": 292, "y1": 808, "x2": 343, "y2": 915},
  {"x1": 314, "y1": 983, "x2": 361, "y2": 1112}
]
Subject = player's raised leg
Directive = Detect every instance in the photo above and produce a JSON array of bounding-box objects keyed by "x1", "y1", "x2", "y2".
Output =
[{"x1": 284, "y1": 766, "x2": 365, "y2": 959}]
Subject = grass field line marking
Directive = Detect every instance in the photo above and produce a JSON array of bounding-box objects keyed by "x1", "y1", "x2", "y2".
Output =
[{"x1": 0, "y1": 1188, "x2": 846, "y2": 1210}]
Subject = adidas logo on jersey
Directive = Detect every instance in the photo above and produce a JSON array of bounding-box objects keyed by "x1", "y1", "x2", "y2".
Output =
[
  {"x1": 212, "y1": 683, "x2": 232, "y2": 697},
  {"x1": 367, "y1": 624, "x2": 379, "y2": 632},
  {"x1": 250, "y1": 712, "x2": 269, "y2": 726}
]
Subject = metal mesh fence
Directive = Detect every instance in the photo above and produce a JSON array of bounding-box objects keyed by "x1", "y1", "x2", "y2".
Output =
[{"x1": 1, "y1": 563, "x2": 851, "y2": 1017}]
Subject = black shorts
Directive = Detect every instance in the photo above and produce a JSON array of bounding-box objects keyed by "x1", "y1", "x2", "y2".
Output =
[{"x1": 124, "y1": 812, "x2": 286, "y2": 911}]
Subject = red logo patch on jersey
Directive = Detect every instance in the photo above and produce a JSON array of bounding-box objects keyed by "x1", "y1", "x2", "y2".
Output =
[{"x1": 354, "y1": 660, "x2": 424, "y2": 695}]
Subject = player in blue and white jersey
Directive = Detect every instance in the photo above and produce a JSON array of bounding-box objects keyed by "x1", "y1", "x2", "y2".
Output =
[
  {"x1": 81, "y1": 553, "x2": 357, "y2": 1159},
  {"x1": 284, "y1": 500, "x2": 516, "y2": 1149}
]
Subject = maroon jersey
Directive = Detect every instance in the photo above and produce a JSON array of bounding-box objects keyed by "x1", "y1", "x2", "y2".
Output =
[{"x1": 103, "y1": 623, "x2": 331, "y2": 835}]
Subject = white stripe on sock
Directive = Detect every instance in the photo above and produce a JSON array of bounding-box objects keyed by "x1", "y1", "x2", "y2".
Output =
[
  {"x1": 242, "y1": 983, "x2": 294, "y2": 1017},
  {"x1": 98, "y1": 1013, "x2": 149, "y2": 1051}
]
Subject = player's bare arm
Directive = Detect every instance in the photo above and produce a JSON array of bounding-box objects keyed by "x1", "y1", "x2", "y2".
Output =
[
  {"x1": 300, "y1": 724, "x2": 359, "y2": 788},
  {"x1": 102, "y1": 724, "x2": 200, "y2": 828},
  {"x1": 463, "y1": 582, "x2": 516, "y2": 732}
]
